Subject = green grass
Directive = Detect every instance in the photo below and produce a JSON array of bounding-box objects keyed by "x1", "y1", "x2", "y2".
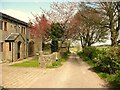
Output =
[
  {"x1": 47, "y1": 59, "x2": 62, "y2": 68},
  {"x1": 60, "y1": 58, "x2": 67, "y2": 62},
  {"x1": 10, "y1": 57, "x2": 39, "y2": 68},
  {"x1": 47, "y1": 58, "x2": 68, "y2": 68}
]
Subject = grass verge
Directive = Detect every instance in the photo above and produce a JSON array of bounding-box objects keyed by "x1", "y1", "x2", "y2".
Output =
[
  {"x1": 47, "y1": 52, "x2": 69, "y2": 68},
  {"x1": 47, "y1": 58, "x2": 67, "y2": 68},
  {"x1": 10, "y1": 57, "x2": 39, "y2": 68}
]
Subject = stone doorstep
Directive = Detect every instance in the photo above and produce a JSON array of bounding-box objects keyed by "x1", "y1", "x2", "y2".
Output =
[{"x1": 7, "y1": 57, "x2": 34, "y2": 65}]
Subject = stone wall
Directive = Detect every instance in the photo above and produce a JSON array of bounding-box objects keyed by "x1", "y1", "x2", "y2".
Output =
[{"x1": 39, "y1": 52, "x2": 60, "y2": 68}]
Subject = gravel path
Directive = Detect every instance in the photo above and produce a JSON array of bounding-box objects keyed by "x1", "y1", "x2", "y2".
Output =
[{"x1": 2, "y1": 54, "x2": 108, "y2": 88}]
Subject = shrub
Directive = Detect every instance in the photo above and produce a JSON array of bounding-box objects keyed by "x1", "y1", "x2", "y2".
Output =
[
  {"x1": 93, "y1": 47, "x2": 120, "y2": 74},
  {"x1": 77, "y1": 51, "x2": 84, "y2": 58},
  {"x1": 61, "y1": 52, "x2": 69, "y2": 59},
  {"x1": 113, "y1": 70, "x2": 120, "y2": 87},
  {"x1": 108, "y1": 70, "x2": 120, "y2": 88},
  {"x1": 77, "y1": 46, "x2": 120, "y2": 87},
  {"x1": 83, "y1": 46, "x2": 99, "y2": 60}
]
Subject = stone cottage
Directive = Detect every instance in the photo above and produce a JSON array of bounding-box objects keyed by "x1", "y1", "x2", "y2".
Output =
[{"x1": 0, "y1": 12, "x2": 34, "y2": 63}]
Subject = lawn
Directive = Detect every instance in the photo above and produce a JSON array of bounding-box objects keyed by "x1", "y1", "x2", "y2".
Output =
[
  {"x1": 47, "y1": 52, "x2": 69, "y2": 68},
  {"x1": 10, "y1": 57, "x2": 39, "y2": 68}
]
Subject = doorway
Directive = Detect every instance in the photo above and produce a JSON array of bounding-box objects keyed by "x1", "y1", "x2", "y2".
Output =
[
  {"x1": 17, "y1": 41, "x2": 21, "y2": 59},
  {"x1": 28, "y1": 41, "x2": 34, "y2": 57}
]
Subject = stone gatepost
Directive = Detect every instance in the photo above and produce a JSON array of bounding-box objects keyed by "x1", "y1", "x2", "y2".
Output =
[{"x1": 39, "y1": 51, "x2": 44, "y2": 68}]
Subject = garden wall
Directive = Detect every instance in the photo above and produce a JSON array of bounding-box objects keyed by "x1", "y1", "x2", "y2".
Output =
[{"x1": 39, "y1": 52, "x2": 60, "y2": 68}]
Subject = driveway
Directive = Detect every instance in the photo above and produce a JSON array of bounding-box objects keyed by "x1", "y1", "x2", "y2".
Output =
[{"x1": 2, "y1": 54, "x2": 108, "y2": 88}]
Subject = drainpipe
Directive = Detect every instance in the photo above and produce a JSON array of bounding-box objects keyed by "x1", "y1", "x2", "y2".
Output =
[{"x1": 12, "y1": 42, "x2": 13, "y2": 62}]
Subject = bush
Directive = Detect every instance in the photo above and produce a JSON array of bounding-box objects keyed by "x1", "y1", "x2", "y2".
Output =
[
  {"x1": 113, "y1": 70, "x2": 120, "y2": 87},
  {"x1": 77, "y1": 51, "x2": 84, "y2": 58},
  {"x1": 77, "y1": 46, "x2": 99, "y2": 62},
  {"x1": 107, "y1": 70, "x2": 120, "y2": 88},
  {"x1": 61, "y1": 52, "x2": 69, "y2": 59},
  {"x1": 77, "y1": 46, "x2": 120, "y2": 87},
  {"x1": 83, "y1": 46, "x2": 99, "y2": 60},
  {"x1": 94, "y1": 47, "x2": 120, "y2": 74}
]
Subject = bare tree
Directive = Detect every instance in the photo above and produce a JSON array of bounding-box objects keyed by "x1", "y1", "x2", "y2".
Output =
[
  {"x1": 96, "y1": 1, "x2": 120, "y2": 46},
  {"x1": 73, "y1": 3, "x2": 109, "y2": 48}
]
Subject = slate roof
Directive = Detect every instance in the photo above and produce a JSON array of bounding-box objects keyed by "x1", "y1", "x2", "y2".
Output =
[{"x1": 5, "y1": 33, "x2": 25, "y2": 42}]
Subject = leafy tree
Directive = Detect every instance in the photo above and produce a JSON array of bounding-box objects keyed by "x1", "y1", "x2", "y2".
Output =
[
  {"x1": 50, "y1": 22, "x2": 64, "y2": 52},
  {"x1": 43, "y1": 2, "x2": 78, "y2": 50}
]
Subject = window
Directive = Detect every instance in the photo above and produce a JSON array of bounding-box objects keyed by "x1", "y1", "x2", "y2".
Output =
[
  {"x1": 21, "y1": 27, "x2": 23, "y2": 33},
  {"x1": 4, "y1": 22, "x2": 7, "y2": 31},
  {"x1": 23, "y1": 27, "x2": 26, "y2": 34},
  {"x1": 0, "y1": 21, "x2": 3, "y2": 30},
  {"x1": 1, "y1": 42, "x2": 3, "y2": 52},
  {"x1": 9, "y1": 42, "x2": 11, "y2": 51},
  {"x1": 21, "y1": 27, "x2": 26, "y2": 34}
]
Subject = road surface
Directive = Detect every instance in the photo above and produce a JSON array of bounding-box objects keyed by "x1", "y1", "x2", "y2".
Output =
[{"x1": 2, "y1": 54, "x2": 108, "y2": 88}]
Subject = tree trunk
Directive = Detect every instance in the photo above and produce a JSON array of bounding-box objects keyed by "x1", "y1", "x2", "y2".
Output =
[
  {"x1": 67, "y1": 42, "x2": 70, "y2": 53},
  {"x1": 51, "y1": 40, "x2": 58, "y2": 53},
  {"x1": 109, "y1": 11, "x2": 118, "y2": 46},
  {"x1": 58, "y1": 40, "x2": 64, "y2": 52},
  {"x1": 39, "y1": 35, "x2": 43, "y2": 52},
  {"x1": 111, "y1": 27, "x2": 118, "y2": 46}
]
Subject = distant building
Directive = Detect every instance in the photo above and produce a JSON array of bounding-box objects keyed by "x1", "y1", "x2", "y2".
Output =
[{"x1": 0, "y1": 12, "x2": 33, "y2": 63}]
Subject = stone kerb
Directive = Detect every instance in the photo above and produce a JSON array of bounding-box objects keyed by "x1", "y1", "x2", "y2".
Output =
[{"x1": 39, "y1": 52, "x2": 60, "y2": 68}]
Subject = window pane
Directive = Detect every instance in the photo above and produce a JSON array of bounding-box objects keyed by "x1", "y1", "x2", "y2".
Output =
[
  {"x1": 4, "y1": 22, "x2": 7, "y2": 31},
  {"x1": 0, "y1": 21, "x2": 3, "y2": 30}
]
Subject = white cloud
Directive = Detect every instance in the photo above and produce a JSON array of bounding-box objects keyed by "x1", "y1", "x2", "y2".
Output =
[{"x1": 0, "y1": 9, "x2": 33, "y2": 23}]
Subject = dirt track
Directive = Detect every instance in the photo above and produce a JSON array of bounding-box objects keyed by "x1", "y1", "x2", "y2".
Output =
[{"x1": 2, "y1": 54, "x2": 108, "y2": 88}]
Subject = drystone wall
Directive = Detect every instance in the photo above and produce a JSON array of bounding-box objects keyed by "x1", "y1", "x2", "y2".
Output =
[{"x1": 39, "y1": 52, "x2": 60, "y2": 68}]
